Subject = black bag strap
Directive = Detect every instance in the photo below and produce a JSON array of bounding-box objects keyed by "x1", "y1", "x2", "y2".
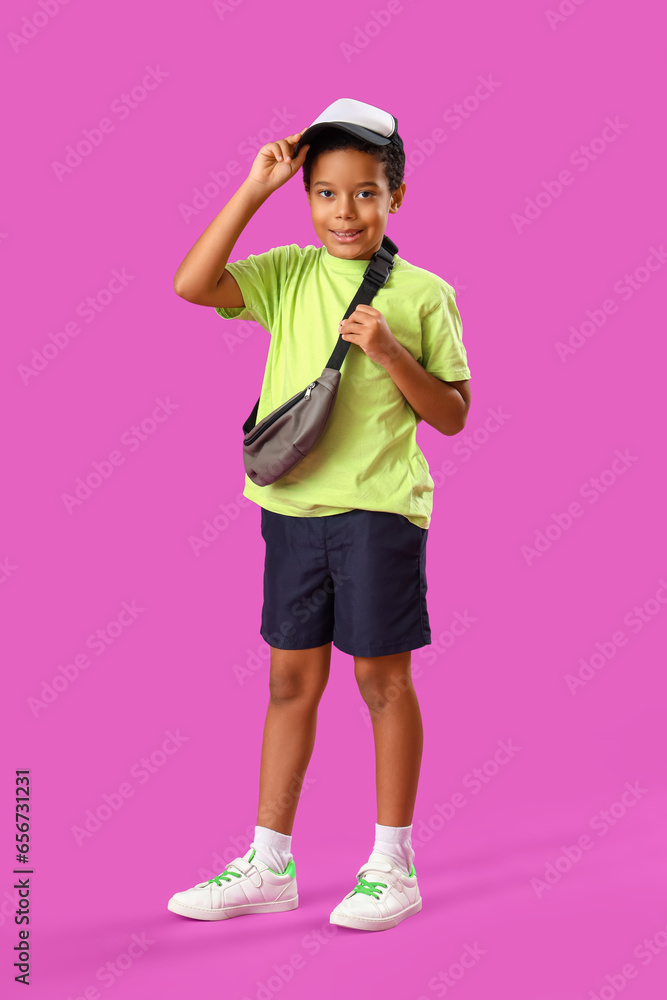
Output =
[{"x1": 243, "y1": 234, "x2": 398, "y2": 435}]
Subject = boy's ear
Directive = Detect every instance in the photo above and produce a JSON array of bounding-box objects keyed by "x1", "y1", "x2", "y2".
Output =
[{"x1": 390, "y1": 182, "x2": 406, "y2": 212}]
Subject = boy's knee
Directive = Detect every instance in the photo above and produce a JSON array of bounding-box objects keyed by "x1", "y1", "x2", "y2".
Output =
[
  {"x1": 268, "y1": 671, "x2": 306, "y2": 704},
  {"x1": 355, "y1": 668, "x2": 414, "y2": 710},
  {"x1": 268, "y1": 654, "x2": 330, "y2": 704}
]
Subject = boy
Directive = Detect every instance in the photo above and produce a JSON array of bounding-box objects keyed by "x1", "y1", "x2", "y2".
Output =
[{"x1": 168, "y1": 99, "x2": 471, "y2": 931}]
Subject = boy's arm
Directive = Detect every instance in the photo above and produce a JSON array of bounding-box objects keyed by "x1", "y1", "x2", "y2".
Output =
[
  {"x1": 173, "y1": 179, "x2": 269, "y2": 306},
  {"x1": 173, "y1": 130, "x2": 310, "y2": 307},
  {"x1": 384, "y1": 283, "x2": 471, "y2": 435},
  {"x1": 383, "y1": 346, "x2": 471, "y2": 436}
]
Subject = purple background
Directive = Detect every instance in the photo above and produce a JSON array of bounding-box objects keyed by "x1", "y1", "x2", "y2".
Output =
[{"x1": 2, "y1": 1, "x2": 666, "y2": 998}]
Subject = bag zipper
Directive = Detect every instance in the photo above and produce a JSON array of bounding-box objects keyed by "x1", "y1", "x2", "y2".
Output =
[{"x1": 244, "y1": 382, "x2": 318, "y2": 445}]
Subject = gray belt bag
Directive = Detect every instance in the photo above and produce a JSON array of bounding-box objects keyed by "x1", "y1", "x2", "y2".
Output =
[{"x1": 242, "y1": 234, "x2": 398, "y2": 487}]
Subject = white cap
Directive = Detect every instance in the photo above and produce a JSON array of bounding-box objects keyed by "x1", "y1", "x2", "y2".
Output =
[{"x1": 293, "y1": 98, "x2": 403, "y2": 156}]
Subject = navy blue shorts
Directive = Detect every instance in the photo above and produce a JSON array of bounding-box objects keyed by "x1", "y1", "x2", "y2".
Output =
[{"x1": 259, "y1": 507, "x2": 431, "y2": 657}]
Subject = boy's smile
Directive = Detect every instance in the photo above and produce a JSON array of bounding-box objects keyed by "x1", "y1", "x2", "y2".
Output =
[{"x1": 306, "y1": 148, "x2": 405, "y2": 261}]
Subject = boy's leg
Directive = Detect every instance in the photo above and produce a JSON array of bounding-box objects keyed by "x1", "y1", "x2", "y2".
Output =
[
  {"x1": 257, "y1": 642, "x2": 332, "y2": 836},
  {"x1": 353, "y1": 651, "x2": 423, "y2": 826},
  {"x1": 328, "y1": 650, "x2": 423, "y2": 929}
]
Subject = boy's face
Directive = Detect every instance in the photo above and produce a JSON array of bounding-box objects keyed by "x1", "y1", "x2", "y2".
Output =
[{"x1": 306, "y1": 148, "x2": 405, "y2": 261}]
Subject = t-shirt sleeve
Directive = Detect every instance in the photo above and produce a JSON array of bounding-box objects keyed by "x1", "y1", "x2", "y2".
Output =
[
  {"x1": 214, "y1": 247, "x2": 284, "y2": 331},
  {"x1": 418, "y1": 285, "x2": 471, "y2": 381}
]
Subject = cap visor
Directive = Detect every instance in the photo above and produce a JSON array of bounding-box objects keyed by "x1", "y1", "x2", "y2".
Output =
[{"x1": 293, "y1": 121, "x2": 392, "y2": 156}]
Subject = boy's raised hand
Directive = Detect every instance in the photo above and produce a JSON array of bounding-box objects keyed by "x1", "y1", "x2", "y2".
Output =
[
  {"x1": 339, "y1": 305, "x2": 403, "y2": 368},
  {"x1": 247, "y1": 131, "x2": 310, "y2": 192}
]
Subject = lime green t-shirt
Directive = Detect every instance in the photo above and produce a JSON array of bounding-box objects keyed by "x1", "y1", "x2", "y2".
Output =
[{"x1": 216, "y1": 243, "x2": 471, "y2": 529}]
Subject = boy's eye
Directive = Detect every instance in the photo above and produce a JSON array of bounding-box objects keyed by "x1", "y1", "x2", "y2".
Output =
[{"x1": 318, "y1": 190, "x2": 374, "y2": 199}]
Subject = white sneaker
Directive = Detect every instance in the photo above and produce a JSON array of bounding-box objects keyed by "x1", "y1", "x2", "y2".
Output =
[
  {"x1": 167, "y1": 847, "x2": 298, "y2": 921},
  {"x1": 329, "y1": 851, "x2": 422, "y2": 931}
]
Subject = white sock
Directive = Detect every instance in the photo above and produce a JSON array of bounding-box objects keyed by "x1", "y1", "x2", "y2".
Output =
[
  {"x1": 372, "y1": 823, "x2": 415, "y2": 875},
  {"x1": 250, "y1": 825, "x2": 293, "y2": 874}
]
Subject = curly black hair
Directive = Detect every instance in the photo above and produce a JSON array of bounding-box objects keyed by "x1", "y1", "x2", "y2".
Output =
[{"x1": 302, "y1": 127, "x2": 405, "y2": 197}]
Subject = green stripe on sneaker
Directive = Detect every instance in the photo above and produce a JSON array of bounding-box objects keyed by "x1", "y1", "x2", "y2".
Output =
[{"x1": 267, "y1": 857, "x2": 296, "y2": 877}]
